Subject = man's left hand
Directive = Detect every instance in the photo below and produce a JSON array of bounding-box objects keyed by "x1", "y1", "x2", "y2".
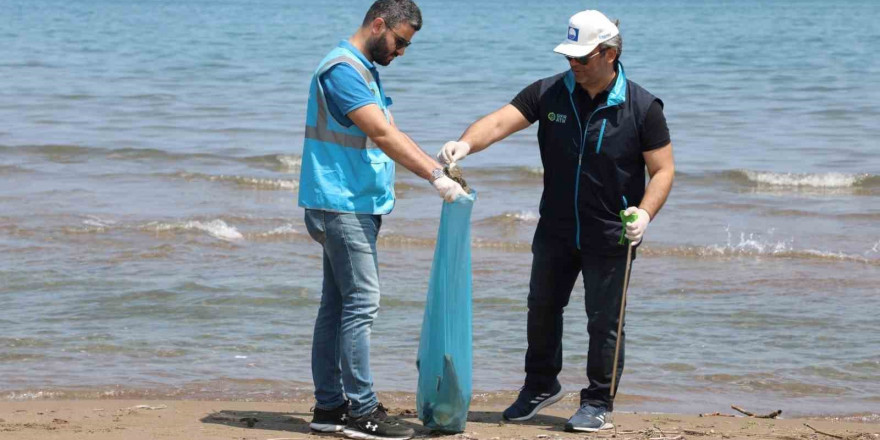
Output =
[{"x1": 623, "y1": 207, "x2": 651, "y2": 245}]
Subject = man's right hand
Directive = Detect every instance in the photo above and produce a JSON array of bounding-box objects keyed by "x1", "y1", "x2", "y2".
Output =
[
  {"x1": 436, "y1": 141, "x2": 471, "y2": 164},
  {"x1": 432, "y1": 175, "x2": 467, "y2": 202}
]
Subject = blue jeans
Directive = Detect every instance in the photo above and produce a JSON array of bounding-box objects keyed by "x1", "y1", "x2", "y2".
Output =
[{"x1": 304, "y1": 209, "x2": 382, "y2": 417}]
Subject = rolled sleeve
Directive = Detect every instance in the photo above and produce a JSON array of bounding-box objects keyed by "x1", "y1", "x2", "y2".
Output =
[{"x1": 319, "y1": 63, "x2": 377, "y2": 127}]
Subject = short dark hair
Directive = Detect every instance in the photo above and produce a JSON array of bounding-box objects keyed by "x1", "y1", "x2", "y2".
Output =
[{"x1": 363, "y1": 0, "x2": 422, "y2": 31}]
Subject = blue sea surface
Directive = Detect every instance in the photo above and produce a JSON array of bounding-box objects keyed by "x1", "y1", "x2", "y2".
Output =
[{"x1": 0, "y1": 0, "x2": 878, "y2": 418}]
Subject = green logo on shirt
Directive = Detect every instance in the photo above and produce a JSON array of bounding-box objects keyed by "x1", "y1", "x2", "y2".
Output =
[{"x1": 548, "y1": 112, "x2": 567, "y2": 123}]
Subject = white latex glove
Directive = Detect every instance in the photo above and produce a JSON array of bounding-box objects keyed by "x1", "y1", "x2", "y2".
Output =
[
  {"x1": 431, "y1": 175, "x2": 468, "y2": 203},
  {"x1": 623, "y1": 207, "x2": 651, "y2": 245},
  {"x1": 437, "y1": 141, "x2": 471, "y2": 164}
]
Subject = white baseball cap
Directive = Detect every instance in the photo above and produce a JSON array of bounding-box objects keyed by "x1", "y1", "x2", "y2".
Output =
[{"x1": 553, "y1": 10, "x2": 619, "y2": 58}]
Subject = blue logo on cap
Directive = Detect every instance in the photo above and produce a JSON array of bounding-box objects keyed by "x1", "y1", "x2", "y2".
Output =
[{"x1": 568, "y1": 27, "x2": 579, "y2": 42}]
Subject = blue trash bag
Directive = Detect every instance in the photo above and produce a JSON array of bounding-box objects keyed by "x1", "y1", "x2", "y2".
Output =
[{"x1": 416, "y1": 191, "x2": 476, "y2": 433}]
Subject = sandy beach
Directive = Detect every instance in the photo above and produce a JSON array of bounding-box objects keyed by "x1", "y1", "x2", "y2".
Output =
[{"x1": 1, "y1": 394, "x2": 876, "y2": 440}]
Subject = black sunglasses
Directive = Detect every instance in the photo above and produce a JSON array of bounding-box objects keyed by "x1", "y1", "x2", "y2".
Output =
[
  {"x1": 566, "y1": 49, "x2": 606, "y2": 65},
  {"x1": 387, "y1": 27, "x2": 412, "y2": 50}
]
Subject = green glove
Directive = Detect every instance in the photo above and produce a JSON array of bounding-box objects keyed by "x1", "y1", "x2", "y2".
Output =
[{"x1": 618, "y1": 210, "x2": 639, "y2": 245}]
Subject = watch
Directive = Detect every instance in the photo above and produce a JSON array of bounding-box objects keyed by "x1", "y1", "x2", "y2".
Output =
[{"x1": 429, "y1": 167, "x2": 445, "y2": 183}]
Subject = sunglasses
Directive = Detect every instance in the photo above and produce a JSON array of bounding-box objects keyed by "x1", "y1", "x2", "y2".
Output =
[
  {"x1": 566, "y1": 49, "x2": 607, "y2": 65},
  {"x1": 387, "y1": 27, "x2": 412, "y2": 50}
]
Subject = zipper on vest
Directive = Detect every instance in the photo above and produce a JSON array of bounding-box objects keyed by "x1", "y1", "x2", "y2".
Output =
[
  {"x1": 567, "y1": 93, "x2": 585, "y2": 250},
  {"x1": 569, "y1": 92, "x2": 614, "y2": 250},
  {"x1": 595, "y1": 119, "x2": 607, "y2": 154}
]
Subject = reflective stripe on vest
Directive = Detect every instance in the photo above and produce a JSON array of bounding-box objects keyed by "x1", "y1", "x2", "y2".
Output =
[
  {"x1": 298, "y1": 46, "x2": 395, "y2": 215},
  {"x1": 304, "y1": 56, "x2": 372, "y2": 150}
]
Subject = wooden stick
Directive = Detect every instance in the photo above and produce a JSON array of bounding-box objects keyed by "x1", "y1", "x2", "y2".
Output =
[
  {"x1": 755, "y1": 409, "x2": 782, "y2": 419},
  {"x1": 609, "y1": 242, "x2": 633, "y2": 397},
  {"x1": 731, "y1": 405, "x2": 782, "y2": 419},
  {"x1": 803, "y1": 423, "x2": 845, "y2": 439},
  {"x1": 654, "y1": 424, "x2": 666, "y2": 438},
  {"x1": 731, "y1": 405, "x2": 754, "y2": 417}
]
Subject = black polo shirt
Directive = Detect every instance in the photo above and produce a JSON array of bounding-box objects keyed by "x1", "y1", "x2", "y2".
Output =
[{"x1": 512, "y1": 75, "x2": 670, "y2": 151}]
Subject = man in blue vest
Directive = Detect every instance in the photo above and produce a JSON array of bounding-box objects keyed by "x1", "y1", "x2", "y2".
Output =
[
  {"x1": 299, "y1": 1, "x2": 466, "y2": 439},
  {"x1": 437, "y1": 10, "x2": 675, "y2": 433}
]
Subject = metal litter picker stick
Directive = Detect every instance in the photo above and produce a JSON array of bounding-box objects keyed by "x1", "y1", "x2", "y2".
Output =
[{"x1": 610, "y1": 211, "x2": 637, "y2": 398}]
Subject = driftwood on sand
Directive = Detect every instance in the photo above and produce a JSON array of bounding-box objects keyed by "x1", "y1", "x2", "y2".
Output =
[{"x1": 731, "y1": 404, "x2": 783, "y2": 419}]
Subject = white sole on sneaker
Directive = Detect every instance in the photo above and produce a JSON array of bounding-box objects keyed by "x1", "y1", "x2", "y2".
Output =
[
  {"x1": 309, "y1": 422, "x2": 345, "y2": 432},
  {"x1": 343, "y1": 428, "x2": 412, "y2": 440},
  {"x1": 565, "y1": 421, "x2": 614, "y2": 432},
  {"x1": 505, "y1": 388, "x2": 566, "y2": 421}
]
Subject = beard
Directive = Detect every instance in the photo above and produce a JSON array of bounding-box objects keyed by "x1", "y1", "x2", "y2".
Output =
[{"x1": 367, "y1": 34, "x2": 395, "y2": 66}]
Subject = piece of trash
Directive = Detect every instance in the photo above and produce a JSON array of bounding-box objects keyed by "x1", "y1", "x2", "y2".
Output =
[
  {"x1": 128, "y1": 405, "x2": 167, "y2": 410},
  {"x1": 537, "y1": 435, "x2": 550, "y2": 439},
  {"x1": 444, "y1": 163, "x2": 471, "y2": 193},
  {"x1": 235, "y1": 355, "x2": 248, "y2": 359}
]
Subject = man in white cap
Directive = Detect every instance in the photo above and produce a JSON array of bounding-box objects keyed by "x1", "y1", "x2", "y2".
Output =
[{"x1": 436, "y1": 10, "x2": 674, "y2": 432}]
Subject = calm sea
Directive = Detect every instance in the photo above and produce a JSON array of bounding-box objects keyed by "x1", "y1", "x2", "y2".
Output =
[{"x1": 1, "y1": 0, "x2": 878, "y2": 420}]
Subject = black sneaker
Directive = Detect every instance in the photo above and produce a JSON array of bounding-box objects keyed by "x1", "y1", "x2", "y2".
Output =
[
  {"x1": 310, "y1": 400, "x2": 349, "y2": 433},
  {"x1": 502, "y1": 381, "x2": 564, "y2": 421},
  {"x1": 344, "y1": 403, "x2": 414, "y2": 440}
]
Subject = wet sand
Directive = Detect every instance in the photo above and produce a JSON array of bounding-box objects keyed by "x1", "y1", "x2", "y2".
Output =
[{"x1": 1, "y1": 395, "x2": 876, "y2": 440}]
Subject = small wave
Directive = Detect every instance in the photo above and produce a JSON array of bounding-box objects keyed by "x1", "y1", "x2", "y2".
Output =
[
  {"x1": 826, "y1": 413, "x2": 880, "y2": 423},
  {"x1": 181, "y1": 220, "x2": 243, "y2": 241},
  {"x1": 639, "y1": 226, "x2": 878, "y2": 265},
  {"x1": 486, "y1": 165, "x2": 544, "y2": 178},
  {"x1": 4, "y1": 391, "x2": 66, "y2": 401},
  {"x1": 0, "y1": 164, "x2": 32, "y2": 175},
  {"x1": 171, "y1": 172, "x2": 298, "y2": 191},
  {"x1": 54, "y1": 93, "x2": 96, "y2": 101},
  {"x1": 725, "y1": 169, "x2": 876, "y2": 188},
  {"x1": 0, "y1": 144, "x2": 213, "y2": 162},
  {"x1": 0, "y1": 337, "x2": 51, "y2": 348},
  {"x1": 242, "y1": 154, "x2": 301, "y2": 172},
  {"x1": 642, "y1": 244, "x2": 877, "y2": 266},
  {"x1": 700, "y1": 373, "x2": 848, "y2": 396},
  {"x1": 2, "y1": 381, "x2": 315, "y2": 402},
  {"x1": 144, "y1": 219, "x2": 243, "y2": 242},
  {"x1": 0, "y1": 353, "x2": 46, "y2": 362},
  {"x1": 480, "y1": 210, "x2": 539, "y2": 225},
  {"x1": 82, "y1": 215, "x2": 117, "y2": 229},
  {"x1": 250, "y1": 224, "x2": 299, "y2": 239},
  {"x1": 516, "y1": 166, "x2": 544, "y2": 177},
  {"x1": 121, "y1": 93, "x2": 177, "y2": 101},
  {"x1": 0, "y1": 145, "x2": 302, "y2": 173}
]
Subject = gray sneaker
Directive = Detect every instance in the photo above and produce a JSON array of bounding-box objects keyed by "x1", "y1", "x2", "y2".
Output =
[{"x1": 564, "y1": 404, "x2": 613, "y2": 432}]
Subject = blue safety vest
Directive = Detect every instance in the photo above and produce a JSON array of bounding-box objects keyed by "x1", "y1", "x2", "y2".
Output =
[{"x1": 298, "y1": 45, "x2": 395, "y2": 214}]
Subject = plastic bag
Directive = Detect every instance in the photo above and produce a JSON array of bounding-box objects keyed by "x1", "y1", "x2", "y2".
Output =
[{"x1": 416, "y1": 191, "x2": 476, "y2": 433}]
